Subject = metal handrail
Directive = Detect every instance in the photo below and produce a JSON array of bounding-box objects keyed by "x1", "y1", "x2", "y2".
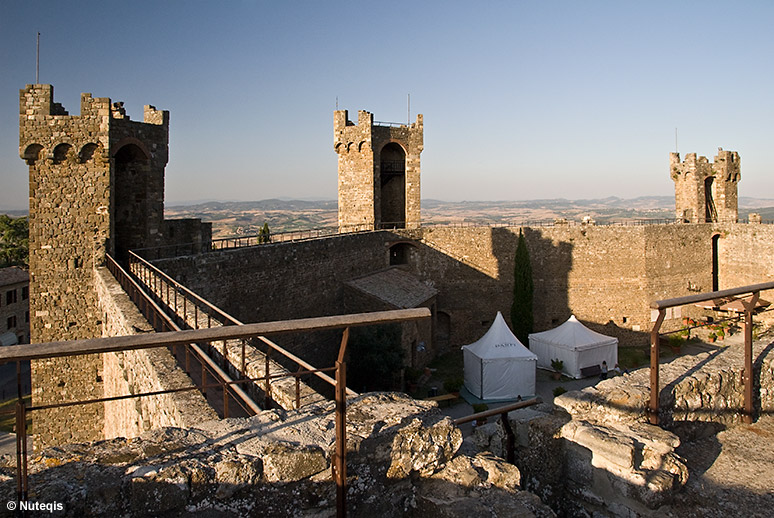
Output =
[
  {"x1": 453, "y1": 398, "x2": 541, "y2": 463},
  {"x1": 130, "y1": 218, "x2": 774, "y2": 260},
  {"x1": 0, "y1": 306, "x2": 431, "y2": 517}
]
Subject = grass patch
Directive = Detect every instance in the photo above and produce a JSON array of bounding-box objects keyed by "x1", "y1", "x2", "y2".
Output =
[{"x1": 0, "y1": 395, "x2": 32, "y2": 434}]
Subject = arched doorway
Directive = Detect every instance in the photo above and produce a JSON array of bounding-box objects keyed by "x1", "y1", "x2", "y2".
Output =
[
  {"x1": 705, "y1": 176, "x2": 717, "y2": 223},
  {"x1": 711, "y1": 233, "x2": 720, "y2": 291},
  {"x1": 379, "y1": 143, "x2": 406, "y2": 229},
  {"x1": 114, "y1": 143, "x2": 151, "y2": 259},
  {"x1": 389, "y1": 242, "x2": 415, "y2": 267}
]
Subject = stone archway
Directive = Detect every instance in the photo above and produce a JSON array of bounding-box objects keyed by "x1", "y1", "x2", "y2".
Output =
[
  {"x1": 113, "y1": 143, "x2": 151, "y2": 258},
  {"x1": 379, "y1": 142, "x2": 406, "y2": 228}
]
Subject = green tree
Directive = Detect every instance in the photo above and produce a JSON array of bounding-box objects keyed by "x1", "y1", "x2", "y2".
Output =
[
  {"x1": 0, "y1": 215, "x2": 29, "y2": 267},
  {"x1": 258, "y1": 222, "x2": 271, "y2": 244},
  {"x1": 510, "y1": 229, "x2": 533, "y2": 345},
  {"x1": 346, "y1": 324, "x2": 404, "y2": 392}
]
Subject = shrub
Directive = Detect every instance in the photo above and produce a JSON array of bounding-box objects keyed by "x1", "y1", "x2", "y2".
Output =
[
  {"x1": 472, "y1": 403, "x2": 489, "y2": 414},
  {"x1": 443, "y1": 376, "x2": 463, "y2": 394},
  {"x1": 550, "y1": 358, "x2": 564, "y2": 372},
  {"x1": 553, "y1": 386, "x2": 567, "y2": 397}
]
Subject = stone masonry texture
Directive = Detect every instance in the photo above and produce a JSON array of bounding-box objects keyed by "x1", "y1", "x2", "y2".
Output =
[{"x1": 19, "y1": 85, "x2": 209, "y2": 447}]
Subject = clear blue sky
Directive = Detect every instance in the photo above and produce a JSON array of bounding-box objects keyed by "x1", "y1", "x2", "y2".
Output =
[{"x1": 2, "y1": 1, "x2": 773, "y2": 210}]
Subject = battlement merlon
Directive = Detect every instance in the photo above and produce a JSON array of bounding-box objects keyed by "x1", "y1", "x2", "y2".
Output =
[
  {"x1": 20, "y1": 84, "x2": 68, "y2": 116},
  {"x1": 21, "y1": 85, "x2": 168, "y2": 126}
]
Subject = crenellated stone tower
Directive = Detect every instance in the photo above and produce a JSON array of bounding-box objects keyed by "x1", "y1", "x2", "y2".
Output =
[
  {"x1": 334, "y1": 110, "x2": 423, "y2": 231},
  {"x1": 670, "y1": 148, "x2": 740, "y2": 223},
  {"x1": 19, "y1": 84, "x2": 209, "y2": 446},
  {"x1": 20, "y1": 84, "x2": 171, "y2": 344}
]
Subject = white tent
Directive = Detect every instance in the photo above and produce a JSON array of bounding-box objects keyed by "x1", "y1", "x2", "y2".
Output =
[
  {"x1": 528, "y1": 315, "x2": 618, "y2": 379},
  {"x1": 462, "y1": 312, "x2": 537, "y2": 400}
]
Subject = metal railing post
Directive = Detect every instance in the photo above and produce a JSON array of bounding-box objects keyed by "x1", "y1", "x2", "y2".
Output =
[
  {"x1": 742, "y1": 292, "x2": 759, "y2": 424},
  {"x1": 649, "y1": 309, "x2": 666, "y2": 425},
  {"x1": 334, "y1": 327, "x2": 350, "y2": 518}
]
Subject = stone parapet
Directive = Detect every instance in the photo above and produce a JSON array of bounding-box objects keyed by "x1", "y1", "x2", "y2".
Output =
[{"x1": 0, "y1": 393, "x2": 555, "y2": 517}]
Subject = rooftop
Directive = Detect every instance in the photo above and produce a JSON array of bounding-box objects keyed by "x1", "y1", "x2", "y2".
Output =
[{"x1": 0, "y1": 266, "x2": 28, "y2": 287}]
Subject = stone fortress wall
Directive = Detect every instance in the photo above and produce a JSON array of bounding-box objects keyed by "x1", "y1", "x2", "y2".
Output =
[{"x1": 155, "y1": 220, "x2": 774, "y2": 365}]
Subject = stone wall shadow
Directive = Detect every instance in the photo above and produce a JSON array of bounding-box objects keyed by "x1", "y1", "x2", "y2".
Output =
[{"x1": 493, "y1": 227, "x2": 573, "y2": 333}]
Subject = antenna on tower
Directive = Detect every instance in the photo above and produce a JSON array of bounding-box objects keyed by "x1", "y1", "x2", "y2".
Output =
[
  {"x1": 36, "y1": 32, "x2": 40, "y2": 84},
  {"x1": 675, "y1": 127, "x2": 678, "y2": 153},
  {"x1": 336, "y1": 96, "x2": 338, "y2": 110},
  {"x1": 407, "y1": 93, "x2": 410, "y2": 124}
]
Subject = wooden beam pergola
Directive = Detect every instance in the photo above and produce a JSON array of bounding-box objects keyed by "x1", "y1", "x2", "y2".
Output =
[{"x1": 648, "y1": 281, "x2": 774, "y2": 426}]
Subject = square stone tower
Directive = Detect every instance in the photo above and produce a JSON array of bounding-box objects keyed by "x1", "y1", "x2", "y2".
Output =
[
  {"x1": 670, "y1": 148, "x2": 740, "y2": 223},
  {"x1": 334, "y1": 110, "x2": 423, "y2": 231},
  {"x1": 20, "y1": 84, "x2": 169, "y2": 343},
  {"x1": 19, "y1": 84, "x2": 170, "y2": 446}
]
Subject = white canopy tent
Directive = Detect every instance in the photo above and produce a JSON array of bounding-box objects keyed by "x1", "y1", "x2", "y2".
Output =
[
  {"x1": 528, "y1": 315, "x2": 618, "y2": 379},
  {"x1": 462, "y1": 312, "x2": 537, "y2": 400}
]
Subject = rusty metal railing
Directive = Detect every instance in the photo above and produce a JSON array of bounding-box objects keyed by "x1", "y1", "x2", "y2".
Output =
[
  {"x1": 124, "y1": 252, "x2": 356, "y2": 403},
  {"x1": 648, "y1": 281, "x2": 774, "y2": 425},
  {"x1": 453, "y1": 398, "x2": 541, "y2": 463},
  {"x1": 0, "y1": 307, "x2": 431, "y2": 517}
]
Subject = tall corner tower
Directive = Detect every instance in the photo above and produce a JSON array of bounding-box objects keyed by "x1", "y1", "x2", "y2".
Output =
[
  {"x1": 19, "y1": 84, "x2": 169, "y2": 343},
  {"x1": 334, "y1": 109, "x2": 423, "y2": 231},
  {"x1": 670, "y1": 147, "x2": 740, "y2": 223},
  {"x1": 19, "y1": 84, "x2": 169, "y2": 446}
]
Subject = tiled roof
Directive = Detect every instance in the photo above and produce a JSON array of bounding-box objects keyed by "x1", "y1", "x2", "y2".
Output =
[
  {"x1": 0, "y1": 266, "x2": 28, "y2": 287},
  {"x1": 346, "y1": 267, "x2": 438, "y2": 309}
]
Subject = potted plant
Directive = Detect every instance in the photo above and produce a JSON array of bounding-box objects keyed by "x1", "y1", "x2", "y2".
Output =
[
  {"x1": 667, "y1": 335, "x2": 684, "y2": 354},
  {"x1": 708, "y1": 332, "x2": 717, "y2": 343},
  {"x1": 404, "y1": 367, "x2": 422, "y2": 393},
  {"x1": 550, "y1": 358, "x2": 564, "y2": 380},
  {"x1": 716, "y1": 328, "x2": 725, "y2": 341}
]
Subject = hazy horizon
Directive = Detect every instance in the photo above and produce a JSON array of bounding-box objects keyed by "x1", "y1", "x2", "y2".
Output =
[{"x1": 3, "y1": 2, "x2": 774, "y2": 210}]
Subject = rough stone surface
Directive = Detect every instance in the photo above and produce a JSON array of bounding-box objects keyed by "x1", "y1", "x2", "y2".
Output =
[{"x1": 0, "y1": 393, "x2": 554, "y2": 518}]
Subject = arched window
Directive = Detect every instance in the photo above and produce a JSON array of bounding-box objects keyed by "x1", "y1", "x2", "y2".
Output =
[
  {"x1": 79, "y1": 143, "x2": 99, "y2": 163},
  {"x1": 52, "y1": 143, "x2": 73, "y2": 164},
  {"x1": 22, "y1": 144, "x2": 44, "y2": 165}
]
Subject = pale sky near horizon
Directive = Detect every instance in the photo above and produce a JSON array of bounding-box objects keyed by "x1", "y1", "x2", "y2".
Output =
[{"x1": 2, "y1": 1, "x2": 773, "y2": 211}]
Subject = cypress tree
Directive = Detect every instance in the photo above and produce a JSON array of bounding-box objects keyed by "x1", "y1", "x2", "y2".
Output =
[{"x1": 511, "y1": 229, "x2": 534, "y2": 345}]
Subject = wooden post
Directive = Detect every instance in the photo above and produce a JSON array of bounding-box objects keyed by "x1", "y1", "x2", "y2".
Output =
[
  {"x1": 741, "y1": 292, "x2": 759, "y2": 424},
  {"x1": 649, "y1": 309, "x2": 666, "y2": 425}
]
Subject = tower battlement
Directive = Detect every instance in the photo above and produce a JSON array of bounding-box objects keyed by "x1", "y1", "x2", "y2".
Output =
[
  {"x1": 334, "y1": 110, "x2": 423, "y2": 231},
  {"x1": 671, "y1": 148, "x2": 740, "y2": 223}
]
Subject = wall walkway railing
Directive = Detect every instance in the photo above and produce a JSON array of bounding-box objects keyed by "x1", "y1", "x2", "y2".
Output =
[
  {"x1": 124, "y1": 252, "x2": 349, "y2": 408},
  {"x1": 0, "y1": 307, "x2": 430, "y2": 517},
  {"x1": 132, "y1": 217, "x2": 774, "y2": 261}
]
